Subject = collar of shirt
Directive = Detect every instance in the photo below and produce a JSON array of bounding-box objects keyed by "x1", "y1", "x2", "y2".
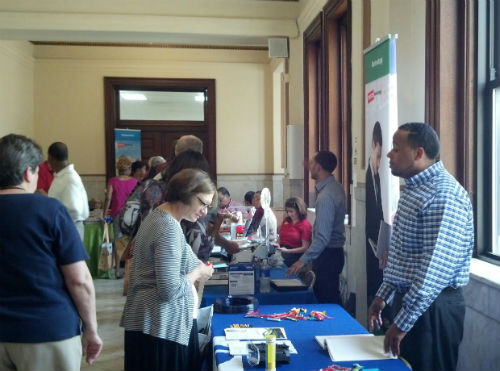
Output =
[
  {"x1": 315, "y1": 175, "x2": 334, "y2": 194},
  {"x1": 54, "y1": 163, "x2": 74, "y2": 177},
  {"x1": 404, "y1": 160, "x2": 444, "y2": 188}
]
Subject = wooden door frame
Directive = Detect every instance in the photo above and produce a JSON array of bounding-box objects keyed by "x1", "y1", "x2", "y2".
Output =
[{"x1": 104, "y1": 77, "x2": 216, "y2": 180}]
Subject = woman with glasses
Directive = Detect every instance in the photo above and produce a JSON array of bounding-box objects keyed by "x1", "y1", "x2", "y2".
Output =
[
  {"x1": 275, "y1": 197, "x2": 312, "y2": 267},
  {"x1": 121, "y1": 168, "x2": 216, "y2": 371}
]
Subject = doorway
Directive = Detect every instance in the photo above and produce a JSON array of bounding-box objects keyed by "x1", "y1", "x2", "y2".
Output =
[{"x1": 104, "y1": 77, "x2": 216, "y2": 179}]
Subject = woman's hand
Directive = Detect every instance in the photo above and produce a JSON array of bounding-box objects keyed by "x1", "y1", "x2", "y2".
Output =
[
  {"x1": 195, "y1": 261, "x2": 214, "y2": 283},
  {"x1": 276, "y1": 246, "x2": 289, "y2": 254}
]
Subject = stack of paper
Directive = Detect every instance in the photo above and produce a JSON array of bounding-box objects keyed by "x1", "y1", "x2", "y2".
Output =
[
  {"x1": 315, "y1": 334, "x2": 396, "y2": 362},
  {"x1": 224, "y1": 327, "x2": 287, "y2": 340}
]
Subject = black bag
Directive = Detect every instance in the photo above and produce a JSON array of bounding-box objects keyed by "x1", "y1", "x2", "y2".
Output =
[{"x1": 118, "y1": 179, "x2": 151, "y2": 236}]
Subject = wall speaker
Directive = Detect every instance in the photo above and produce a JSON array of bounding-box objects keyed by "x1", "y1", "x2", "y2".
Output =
[{"x1": 268, "y1": 37, "x2": 289, "y2": 58}]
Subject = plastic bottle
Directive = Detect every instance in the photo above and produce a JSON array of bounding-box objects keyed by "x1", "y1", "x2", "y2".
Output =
[
  {"x1": 230, "y1": 223, "x2": 236, "y2": 240},
  {"x1": 260, "y1": 258, "x2": 271, "y2": 293},
  {"x1": 265, "y1": 333, "x2": 276, "y2": 371},
  {"x1": 254, "y1": 260, "x2": 261, "y2": 293}
]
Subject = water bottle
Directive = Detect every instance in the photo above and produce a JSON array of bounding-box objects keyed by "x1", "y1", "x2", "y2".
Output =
[
  {"x1": 230, "y1": 223, "x2": 236, "y2": 240},
  {"x1": 260, "y1": 259, "x2": 271, "y2": 293},
  {"x1": 254, "y1": 260, "x2": 261, "y2": 293}
]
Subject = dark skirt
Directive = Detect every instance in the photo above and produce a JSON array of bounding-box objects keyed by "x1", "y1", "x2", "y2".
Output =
[{"x1": 124, "y1": 319, "x2": 200, "y2": 371}]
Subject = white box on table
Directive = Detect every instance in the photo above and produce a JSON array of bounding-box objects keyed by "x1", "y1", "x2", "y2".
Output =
[{"x1": 228, "y1": 263, "x2": 255, "y2": 295}]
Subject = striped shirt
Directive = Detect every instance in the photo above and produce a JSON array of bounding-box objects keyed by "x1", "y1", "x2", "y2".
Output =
[
  {"x1": 299, "y1": 175, "x2": 346, "y2": 265},
  {"x1": 120, "y1": 209, "x2": 199, "y2": 346},
  {"x1": 376, "y1": 161, "x2": 474, "y2": 332}
]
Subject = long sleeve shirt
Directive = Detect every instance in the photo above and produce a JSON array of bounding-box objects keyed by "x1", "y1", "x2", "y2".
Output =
[
  {"x1": 376, "y1": 161, "x2": 474, "y2": 332},
  {"x1": 120, "y1": 209, "x2": 199, "y2": 346},
  {"x1": 299, "y1": 176, "x2": 346, "y2": 265}
]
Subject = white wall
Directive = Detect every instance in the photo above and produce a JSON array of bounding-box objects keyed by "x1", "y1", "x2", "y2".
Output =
[
  {"x1": 0, "y1": 41, "x2": 34, "y2": 137},
  {"x1": 33, "y1": 45, "x2": 273, "y2": 176}
]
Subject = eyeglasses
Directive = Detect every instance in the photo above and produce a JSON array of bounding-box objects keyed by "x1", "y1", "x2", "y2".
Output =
[{"x1": 196, "y1": 195, "x2": 210, "y2": 210}]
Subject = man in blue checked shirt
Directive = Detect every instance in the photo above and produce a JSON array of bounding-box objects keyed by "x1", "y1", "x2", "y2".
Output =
[{"x1": 368, "y1": 123, "x2": 474, "y2": 371}]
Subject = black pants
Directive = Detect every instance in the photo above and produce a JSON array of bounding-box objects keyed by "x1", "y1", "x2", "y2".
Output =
[
  {"x1": 312, "y1": 248, "x2": 344, "y2": 304},
  {"x1": 124, "y1": 320, "x2": 200, "y2": 371},
  {"x1": 281, "y1": 245, "x2": 301, "y2": 267},
  {"x1": 393, "y1": 287, "x2": 465, "y2": 371}
]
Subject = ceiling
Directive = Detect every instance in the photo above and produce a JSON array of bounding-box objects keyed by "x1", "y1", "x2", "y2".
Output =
[{"x1": 0, "y1": 0, "x2": 302, "y2": 48}]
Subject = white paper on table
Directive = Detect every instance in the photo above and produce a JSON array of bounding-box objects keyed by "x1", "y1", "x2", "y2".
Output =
[
  {"x1": 319, "y1": 334, "x2": 397, "y2": 362},
  {"x1": 315, "y1": 333, "x2": 373, "y2": 349},
  {"x1": 224, "y1": 327, "x2": 287, "y2": 340},
  {"x1": 228, "y1": 340, "x2": 298, "y2": 355}
]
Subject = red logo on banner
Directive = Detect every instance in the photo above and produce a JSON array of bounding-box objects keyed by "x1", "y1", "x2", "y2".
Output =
[
  {"x1": 117, "y1": 143, "x2": 125, "y2": 148},
  {"x1": 368, "y1": 90, "x2": 374, "y2": 103}
]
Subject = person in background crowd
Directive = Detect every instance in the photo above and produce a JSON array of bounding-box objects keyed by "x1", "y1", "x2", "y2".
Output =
[
  {"x1": 131, "y1": 160, "x2": 147, "y2": 183},
  {"x1": 103, "y1": 156, "x2": 138, "y2": 278},
  {"x1": 175, "y1": 135, "x2": 203, "y2": 156},
  {"x1": 146, "y1": 155, "x2": 166, "y2": 180},
  {"x1": 35, "y1": 159, "x2": 54, "y2": 195},
  {"x1": 288, "y1": 151, "x2": 346, "y2": 305},
  {"x1": 245, "y1": 190, "x2": 277, "y2": 241},
  {"x1": 121, "y1": 168, "x2": 215, "y2": 371},
  {"x1": 48, "y1": 141, "x2": 89, "y2": 240},
  {"x1": 217, "y1": 186, "x2": 250, "y2": 222},
  {"x1": 244, "y1": 190, "x2": 256, "y2": 219},
  {"x1": 0, "y1": 134, "x2": 102, "y2": 370},
  {"x1": 275, "y1": 197, "x2": 312, "y2": 267},
  {"x1": 368, "y1": 123, "x2": 474, "y2": 371}
]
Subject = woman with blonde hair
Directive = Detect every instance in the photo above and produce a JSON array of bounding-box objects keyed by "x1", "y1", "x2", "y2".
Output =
[
  {"x1": 121, "y1": 168, "x2": 215, "y2": 371},
  {"x1": 103, "y1": 156, "x2": 137, "y2": 278}
]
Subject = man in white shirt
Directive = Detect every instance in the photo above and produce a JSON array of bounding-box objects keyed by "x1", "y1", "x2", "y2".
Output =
[{"x1": 48, "y1": 142, "x2": 89, "y2": 240}]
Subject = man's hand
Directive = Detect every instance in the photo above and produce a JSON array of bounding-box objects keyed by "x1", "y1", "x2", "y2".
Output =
[
  {"x1": 368, "y1": 297, "x2": 386, "y2": 332},
  {"x1": 384, "y1": 324, "x2": 407, "y2": 356},
  {"x1": 82, "y1": 330, "x2": 103, "y2": 364},
  {"x1": 287, "y1": 260, "x2": 304, "y2": 276}
]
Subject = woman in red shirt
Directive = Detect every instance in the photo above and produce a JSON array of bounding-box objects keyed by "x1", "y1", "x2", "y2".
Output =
[{"x1": 276, "y1": 197, "x2": 312, "y2": 267}]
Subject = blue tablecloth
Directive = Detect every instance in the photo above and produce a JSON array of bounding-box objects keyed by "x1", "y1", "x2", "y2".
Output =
[
  {"x1": 212, "y1": 304, "x2": 411, "y2": 371},
  {"x1": 201, "y1": 266, "x2": 317, "y2": 307}
]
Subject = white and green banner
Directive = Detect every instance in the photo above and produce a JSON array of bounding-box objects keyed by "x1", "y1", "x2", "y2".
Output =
[{"x1": 364, "y1": 36, "x2": 400, "y2": 307}]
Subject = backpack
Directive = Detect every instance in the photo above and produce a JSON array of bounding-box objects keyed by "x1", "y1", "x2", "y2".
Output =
[{"x1": 119, "y1": 179, "x2": 152, "y2": 236}]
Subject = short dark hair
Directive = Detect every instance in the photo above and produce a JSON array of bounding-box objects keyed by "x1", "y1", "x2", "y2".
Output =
[
  {"x1": 284, "y1": 197, "x2": 308, "y2": 221},
  {"x1": 217, "y1": 186, "x2": 230, "y2": 197},
  {"x1": 372, "y1": 121, "x2": 382, "y2": 146},
  {"x1": 0, "y1": 134, "x2": 43, "y2": 187},
  {"x1": 161, "y1": 150, "x2": 211, "y2": 183},
  {"x1": 131, "y1": 160, "x2": 146, "y2": 173},
  {"x1": 244, "y1": 191, "x2": 255, "y2": 204},
  {"x1": 314, "y1": 151, "x2": 337, "y2": 173},
  {"x1": 399, "y1": 122, "x2": 440, "y2": 160},
  {"x1": 164, "y1": 168, "x2": 217, "y2": 210},
  {"x1": 48, "y1": 142, "x2": 68, "y2": 162}
]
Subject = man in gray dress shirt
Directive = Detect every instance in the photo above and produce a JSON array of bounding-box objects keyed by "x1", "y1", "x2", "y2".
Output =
[{"x1": 288, "y1": 151, "x2": 346, "y2": 304}]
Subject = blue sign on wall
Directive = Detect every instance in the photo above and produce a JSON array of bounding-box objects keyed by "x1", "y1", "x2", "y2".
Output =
[{"x1": 115, "y1": 129, "x2": 141, "y2": 161}]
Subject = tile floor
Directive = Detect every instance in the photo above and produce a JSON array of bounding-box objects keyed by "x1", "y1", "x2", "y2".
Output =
[{"x1": 82, "y1": 278, "x2": 125, "y2": 371}]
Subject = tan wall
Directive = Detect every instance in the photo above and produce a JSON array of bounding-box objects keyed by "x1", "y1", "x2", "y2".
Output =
[
  {"x1": 33, "y1": 45, "x2": 274, "y2": 175},
  {"x1": 0, "y1": 41, "x2": 34, "y2": 138}
]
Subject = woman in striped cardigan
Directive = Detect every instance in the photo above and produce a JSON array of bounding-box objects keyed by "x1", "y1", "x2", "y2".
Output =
[{"x1": 121, "y1": 168, "x2": 216, "y2": 371}]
